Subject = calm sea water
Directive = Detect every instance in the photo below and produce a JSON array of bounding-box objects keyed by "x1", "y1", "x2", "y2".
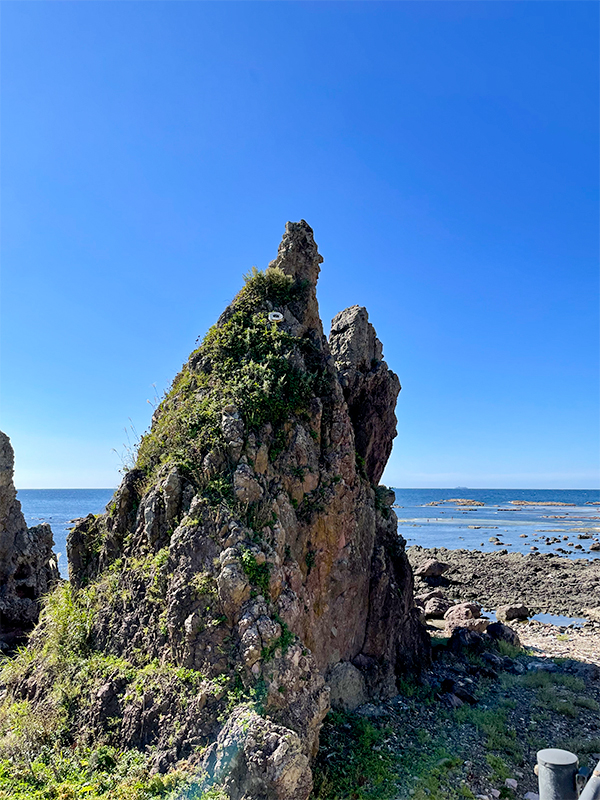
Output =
[
  {"x1": 393, "y1": 488, "x2": 600, "y2": 561},
  {"x1": 18, "y1": 489, "x2": 115, "y2": 578},
  {"x1": 17, "y1": 487, "x2": 600, "y2": 579}
]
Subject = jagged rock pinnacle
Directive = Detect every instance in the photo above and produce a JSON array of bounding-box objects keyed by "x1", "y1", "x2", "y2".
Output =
[
  {"x1": 268, "y1": 220, "x2": 323, "y2": 288},
  {"x1": 0, "y1": 431, "x2": 58, "y2": 647},
  {"x1": 16, "y1": 223, "x2": 428, "y2": 800},
  {"x1": 330, "y1": 305, "x2": 401, "y2": 485}
]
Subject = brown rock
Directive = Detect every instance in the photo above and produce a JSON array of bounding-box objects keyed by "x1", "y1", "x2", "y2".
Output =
[
  {"x1": 496, "y1": 604, "x2": 529, "y2": 622},
  {"x1": 41, "y1": 221, "x2": 428, "y2": 798},
  {"x1": 415, "y1": 559, "x2": 451, "y2": 578},
  {"x1": 444, "y1": 602, "x2": 482, "y2": 620},
  {"x1": 487, "y1": 621, "x2": 520, "y2": 647},
  {"x1": 200, "y1": 707, "x2": 313, "y2": 800},
  {"x1": 424, "y1": 597, "x2": 453, "y2": 618},
  {"x1": 444, "y1": 602, "x2": 486, "y2": 633},
  {"x1": 327, "y1": 661, "x2": 368, "y2": 711},
  {"x1": 329, "y1": 306, "x2": 400, "y2": 485},
  {"x1": 415, "y1": 590, "x2": 444, "y2": 604},
  {"x1": 233, "y1": 464, "x2": 264, "y2": 503}
]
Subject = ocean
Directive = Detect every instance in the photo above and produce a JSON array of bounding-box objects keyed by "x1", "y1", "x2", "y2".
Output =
[
  {"x1": 19, "y1": 489, "x2": 115, "y2": 578},
  {"x1": 17, "y1": 487, "x2": 600, "y2": 579},
  {"x1": 393, "y1": 488, "x2": 600, "y2": 561}
]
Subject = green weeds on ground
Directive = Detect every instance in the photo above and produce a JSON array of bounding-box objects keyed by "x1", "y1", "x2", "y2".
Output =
[
  {"x1": 312, "y1": 707, "x2": 479, "y2": 800},
  {"x1": 0, "y1": 580, "x2": 212, "y2": 800},
  {"x1": 454, "y1": 706, "x2": 522, "y2": 762},
  {"x1": 240, "y1": 549, "x2": 271, "y2": 596},
  {"x1": 311, "y1": 711, "x2": 402, "y2": 800},
  {"x1": 0, "y1": 747, "x2": 188, "y2": 800}
]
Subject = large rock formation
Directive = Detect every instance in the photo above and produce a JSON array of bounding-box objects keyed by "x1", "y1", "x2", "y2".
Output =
[
  {"x1": 0, "y1": 431, "x2": 59, "y2": 647},
  {"x1": 6, "y1": 222, "x2": 428, "y2": 799}
]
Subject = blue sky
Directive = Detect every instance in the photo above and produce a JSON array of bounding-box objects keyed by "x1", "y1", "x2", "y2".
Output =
[{"x1": 1, "y1": 1, "x2": 598, "y2": 490}]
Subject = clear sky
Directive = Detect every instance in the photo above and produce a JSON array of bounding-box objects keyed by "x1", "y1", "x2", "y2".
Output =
[{"x1": 1, "y1": 1, "x2": 598, "y2": 490}]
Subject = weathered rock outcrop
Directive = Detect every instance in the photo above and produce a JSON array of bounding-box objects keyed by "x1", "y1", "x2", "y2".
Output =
[
  {"x1": 9, "y1": 221, "x2": 428, "y2": 799},
  {"x1": 329, "y1": 305, "x2": 400, "y2": 485},
  {"x1": 0, "y1": 431, "x2": 59, "y2": 646}
]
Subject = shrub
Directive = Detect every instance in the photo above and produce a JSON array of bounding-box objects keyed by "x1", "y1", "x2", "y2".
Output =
[
  {"x1": 33, "y1": 582, "x2": 95, "y2": 664},
  {"x1": 240, "y1": 549, "x2": 270, "y2": 596}
]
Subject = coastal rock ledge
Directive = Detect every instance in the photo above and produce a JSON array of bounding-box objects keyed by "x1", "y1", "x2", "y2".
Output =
[
  {"x1": 5, "y1": 222, "x2": 429, "y2": 800},
  {"x1": 0, "y1": 431, "x2": 59, "y2": 649}
]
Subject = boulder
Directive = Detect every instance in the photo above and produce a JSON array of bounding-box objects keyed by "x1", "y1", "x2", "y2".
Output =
[
  {"x1": 443, "y1": 602, "x2": 484, "y2": 633},
  {"x1": 415, "y1": 559, "x2": 450, "y2": 578},
  {"x1": 448, "y1": 628, "x2": 487, "y2": 654},
  {"x1": 448, "y1": 618, "x2": 489, "y2": 634},
  {"x1": 423, "y1": 597, "x2": 452, "y2": 618},
  {"x1": 482, "y1": 652, "x2": 504, "y2": 670},
  {"x1": 496, "y1": 604, "x2": 529, "y2": 622},
  {"x1": 327, "y1": 661, "x2": 368, "y2": 712},
  {"x1": 486, "y1": 621, "x2": 520, "y2": 648},
  {"x1": 526, "y1": 660, "x2": 558, "y2": 673},
  {"x1": 199, "y1": 706, "x2": 313, "y2": 800},
  {"x1": 415, "y1": 590, "x2": 444, "y2": 604},
  {"x1": 444, "y1": 602, "x2": 481, "y2": 620}
]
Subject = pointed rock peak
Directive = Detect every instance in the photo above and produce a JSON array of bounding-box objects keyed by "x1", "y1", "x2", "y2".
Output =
[
  {"x1": 329, "y1": 306, "x2": 383, "y2": 377},
  {"x1": 329, "y1": 307, "x2": 400, "y2": 486},
  {"x1": 268, "y1": 220, "x2": 323, "y2": 289}
]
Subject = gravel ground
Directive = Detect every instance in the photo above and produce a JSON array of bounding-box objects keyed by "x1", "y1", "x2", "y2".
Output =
[
  {"x1": 408, "y1": 545, "x2": 600, "y2": 619},
  {"x1": 313, "y1": 548, "x2": 600, "y2": 800}
]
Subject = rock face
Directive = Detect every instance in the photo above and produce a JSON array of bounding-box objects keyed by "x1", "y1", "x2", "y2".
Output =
[
  {"x1": 41, "y1": 220, "x2": 427, "y2": 798},
  {"x1": 0, "y1": 431, "x2": 59, "y2": 645},
  {"x1": 329, "y1": 305, "x2": 400, "y2": 485}
]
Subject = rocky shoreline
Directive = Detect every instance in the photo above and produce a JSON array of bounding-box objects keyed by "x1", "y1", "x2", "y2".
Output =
[
  {"x1": 408, "y1": 545, "x2": 600, "y2": 620},
  {"x1": 310, "y1": 544, "x2": 600, "y2": 799}
]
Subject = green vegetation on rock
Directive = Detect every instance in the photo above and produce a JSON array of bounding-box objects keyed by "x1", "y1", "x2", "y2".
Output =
[{"x1": 136, "y1": 266, "x2": 322, "y2": 489}]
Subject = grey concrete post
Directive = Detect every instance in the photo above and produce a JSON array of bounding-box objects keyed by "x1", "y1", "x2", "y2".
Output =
[
  {"x1": 537, "y1": 748, "x2": 579, "y2": 800},
  {"x1": 579, "y1": 760, "x2": 600, "y2": 800}
]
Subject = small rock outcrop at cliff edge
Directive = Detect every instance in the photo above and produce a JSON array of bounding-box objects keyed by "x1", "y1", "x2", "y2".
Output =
[
  {"x1": 1, "y1": 221, "x2": 429, "y2": 800},
  {"x1": 0, "y1": 431, "x2": 59, "y2": 649}
]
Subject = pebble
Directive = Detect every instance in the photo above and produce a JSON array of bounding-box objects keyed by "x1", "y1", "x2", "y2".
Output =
[
  {"x1": 523, "y1": 794, "x2": 539, "y2": 800},
  {"x1": 505, "y1": 778, "x2": 518, "y2": 790}
]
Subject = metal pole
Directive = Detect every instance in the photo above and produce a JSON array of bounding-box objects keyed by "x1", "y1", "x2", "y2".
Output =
[
  {"x1": 536, "y1": 749, "x2": 579, "y2": 800},
  {"x1": 579, "y1": 760, "x2": 600, "y2": 800}
]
